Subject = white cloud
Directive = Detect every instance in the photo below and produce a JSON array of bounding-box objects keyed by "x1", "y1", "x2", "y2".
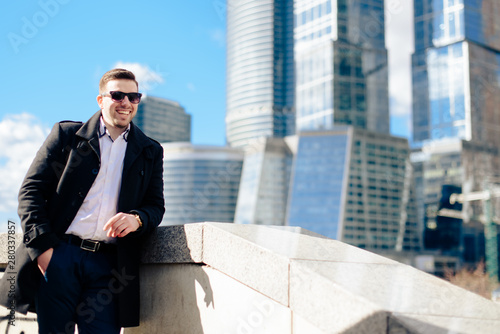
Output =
[
  {"x1": 385, "y1": 0, "x2": 414, "y2": 118},
  {"x1": 113, "y1": 62, "x2": 167, "y2": 91},
  {"x1": 0, "y1": 113, "x2": 50, "y2": 213}
]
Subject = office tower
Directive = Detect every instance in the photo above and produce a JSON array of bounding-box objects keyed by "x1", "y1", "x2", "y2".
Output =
[
  {"x1": 135, "y1": 95, "x2": 191, "y2": 143},
  {"x1": 294, "y1": 0, "x2": 389, "y2": 133},
  {"x1": 411, "y1": 138, "x2": 500, "y2": 267},
  {"x1": 411, "y1": 1, "x2": 500, "y2": 275},
  {"x1": 412, "y1": 0, "x2": 500, "y2": 147},
  {"x1": 161, "y1": 143, "x2": 243, "y2": 225},
  {"x1": 288, "y1": 1, "x2": 421, "y2": 252},
  {"x1": 226, "y1": 0, "x2": 295, "y2": 148},
  {"x1": 286, "y1": 127, "x2": 421, "y2": 252},
  {"x1": 226, "y1": 0, "x2": 421, "y2": 256},
  {"x1": 234, "y1": 138, "x2": 293, "y2": 225}
]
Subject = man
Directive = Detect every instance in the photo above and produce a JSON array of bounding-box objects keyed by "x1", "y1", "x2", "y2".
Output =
[{"x1": 0, "y1": 68, "x2": 165, "y2": 333}]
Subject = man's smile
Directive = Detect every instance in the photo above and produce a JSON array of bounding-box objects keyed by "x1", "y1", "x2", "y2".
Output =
[{"x1": 116, "y1": 110, "x2": 131, "y2": 115}]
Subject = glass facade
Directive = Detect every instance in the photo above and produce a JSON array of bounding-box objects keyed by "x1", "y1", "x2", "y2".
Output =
[
  {"x1": 287, "y1": 130, "x2": 349, "y2": 239},
  {"x1": 135, "y1": 96, "x2": 191, "y2": 143},
  {"x1": 411, "y1": 138, "x2": 500, "y2": 265},
  {"x1": 235, "y1": 138, "x2": 292, "y2": 225},
  {"x1": 294, "y1": 0, "x2": 389, "y2": 134},
  {"x1": 161, "y1": 143, "x2": 243, "y2": 225},
  {"x1": 226, "y1": 0, "x2": 295, "y2": 148},
  {"x1": 412, "y1": 1, "x2": 500, "y2": 272},
  {"x1": 414, "y1": 0, "x2": 500, "y2": 51},
  {"x1": 412, "y1": 0, "x2": 500, "y2": 147},
  {"x1": 286, "y1": 127, "x2": 421, "y2": 251}
]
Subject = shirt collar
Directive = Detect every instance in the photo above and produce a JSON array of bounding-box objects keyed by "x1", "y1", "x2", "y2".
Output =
[{"x1": 98, "y1": 117, "x2": 130, "y2": 142}]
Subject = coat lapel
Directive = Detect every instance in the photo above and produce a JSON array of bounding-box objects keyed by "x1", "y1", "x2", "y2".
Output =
[
  {"x1": 122, "y1": 121, "x2": 152, "y2": 180},
  {"x1": 75, "y1": 110, "x2": 102, "y2": 158}
]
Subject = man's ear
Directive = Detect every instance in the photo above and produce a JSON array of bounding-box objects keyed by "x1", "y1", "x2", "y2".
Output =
[{"x1": 96, "y1": 94, "x2": 103, "y2": 109}]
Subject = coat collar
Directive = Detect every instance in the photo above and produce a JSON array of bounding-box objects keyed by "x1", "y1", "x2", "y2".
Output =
[
  {"x1": 75, "y1": 111, "x2": 102, "y2": 156},
  {"x1": 122, "y1": 118, "x2": 154, "y2": 178},
  {"x1": 75, "y1": 110, "x2": 153, "y2": 176}
]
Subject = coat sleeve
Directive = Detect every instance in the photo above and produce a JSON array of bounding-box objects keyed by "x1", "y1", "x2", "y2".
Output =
[
  {"x1": 128, "y1": 142, "x2": 165, "y2": 237},
  {"x1": 19, "y1": 123, "x2": 68, "y2": 260}
]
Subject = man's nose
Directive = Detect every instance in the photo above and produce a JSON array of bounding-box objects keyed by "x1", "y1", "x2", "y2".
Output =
[{"x1": 120, "y1": 96, "x2": 132, "y2": 105}]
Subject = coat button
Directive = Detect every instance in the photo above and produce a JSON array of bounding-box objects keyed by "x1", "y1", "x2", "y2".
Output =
[{"x1": 92, "y1": 168, "x2": 98, "y2": 175}]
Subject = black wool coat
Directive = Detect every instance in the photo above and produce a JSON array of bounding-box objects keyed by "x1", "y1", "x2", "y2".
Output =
[{"x1": 0, "y1": 110, "x2": 165, "y2": 327}]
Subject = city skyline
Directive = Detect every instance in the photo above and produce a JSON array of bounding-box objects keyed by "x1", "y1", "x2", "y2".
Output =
[{"x1": 0, "y1": 1, "x2": 413, "y2": 227}]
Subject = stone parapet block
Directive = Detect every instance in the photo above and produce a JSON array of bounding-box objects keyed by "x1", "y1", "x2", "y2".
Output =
[
  {"x1": 202, "y1": 222, "x2": 291, "y2": 306},
  {"x1": 3, "y1": 223, "x2": 500, "y2": 333},
  {"x1": 140, "y1": 223, "x2": 203, "y2": 264}
]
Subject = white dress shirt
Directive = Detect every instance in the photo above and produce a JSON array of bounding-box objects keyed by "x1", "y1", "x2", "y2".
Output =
[{"x1": 65, "y1": 117, "x2": 129, "y2": 243}]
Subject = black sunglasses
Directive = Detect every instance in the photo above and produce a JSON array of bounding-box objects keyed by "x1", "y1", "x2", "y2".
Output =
[{"x1": 103, "y1": 91, "x2": 142, "y2": 104}]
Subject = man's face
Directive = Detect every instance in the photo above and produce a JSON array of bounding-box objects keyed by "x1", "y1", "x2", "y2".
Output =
[{"x1": 97, "y1": 79, "x2": 139, "y2": 131}]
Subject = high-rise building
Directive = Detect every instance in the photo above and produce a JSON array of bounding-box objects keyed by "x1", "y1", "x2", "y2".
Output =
[
  {"x1": 234, "y1": 138, "x2": 293, "y2": 225},
  {"x1": 135, "y1": 95, "x2": 191, "y2": 143},
  {"x1": 411, "y1": 138, "x2": 500, "y2": 266},
  {"x1": 286, "y1": 1, "x2": 420, "y2": 252},
  {"x1": 294, "y1": 0, "x2": 389, "y2": 133},
  {"x1": 226, "y1": 0, "x2": 295, "y2": 148},
  {"x1": 226, "y1": 1, "x2": 419, "y2": 253},
  {"x1": 411, "y1": 1, "x2": 500, "y2": 275},
  {"x1": 161, "y1": 143, "x2": 243, "y2": 225},
  {"x1": 412, "y1": 0, "x2": 500, "y2": 147},
  {"x1": 286, "y1": 127, "x2": 421, "y2": 252}
]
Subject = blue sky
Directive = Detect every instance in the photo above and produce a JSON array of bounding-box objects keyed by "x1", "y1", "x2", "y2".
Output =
[
  {"x1": 0, "y1": 0, "x2": 413, "y2": 228},
  {"x1": 2, "y1": 0, "x2": 228, "y2": 144}
]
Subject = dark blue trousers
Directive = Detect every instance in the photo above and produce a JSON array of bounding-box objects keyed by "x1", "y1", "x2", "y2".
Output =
[{"x1": 35, "y1": 241, "x2": 121, "y2": 334}]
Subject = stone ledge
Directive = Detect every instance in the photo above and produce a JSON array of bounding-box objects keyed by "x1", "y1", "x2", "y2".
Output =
[{"x1": 2, "y1": 223, "x2": 500, "y2": 333}]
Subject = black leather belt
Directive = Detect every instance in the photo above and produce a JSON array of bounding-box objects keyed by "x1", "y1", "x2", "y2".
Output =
[{"x1": 62, "y1": 235, "x2": 116, "y2": 253}]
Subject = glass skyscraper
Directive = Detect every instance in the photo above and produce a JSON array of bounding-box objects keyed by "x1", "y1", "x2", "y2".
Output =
[
  {"x1": 225, "y1": 1, "x2": 424, "y2": 256},
  {"x1": 411, "y1": 138, "x2": 500, "y2": 268},
  {"x1": 411, "y1": 0, "x2": 500, "y2": 275},
  {"x1": 226, "y1": 0, "x2": 295, "y2": 148},
  {"x1": 412, "y1": 0, "x2": 500, "y2": 147},
  {"x1": 294, "y1": 0, "x2": 389, "y2": 133},
  {"x1": 135, "y1": 95, "x2": 191, "y2": 143},
  {"x1": 285, "y1": 1, "x2": 421, "y2": 252},
  {"x1": 286, "y1": 127, "x2": 421, "y2": 252}
]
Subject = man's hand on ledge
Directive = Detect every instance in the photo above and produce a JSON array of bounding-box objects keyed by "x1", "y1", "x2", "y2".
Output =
[{"x1": 103, "y1": 212, "x2": 141, "y2": 238}]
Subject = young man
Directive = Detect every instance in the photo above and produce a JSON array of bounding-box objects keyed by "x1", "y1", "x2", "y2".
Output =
[{"x1": 0, "y1": 69, "x2": 165, "y2": 333}]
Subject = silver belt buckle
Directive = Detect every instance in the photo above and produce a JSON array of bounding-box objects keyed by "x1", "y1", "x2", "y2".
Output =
[{"x1": 80, "y1": 239, "x2": 100, "y2": 252}]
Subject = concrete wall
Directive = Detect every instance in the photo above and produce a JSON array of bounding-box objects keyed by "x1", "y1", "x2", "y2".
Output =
[
  {"x1": 2, "y1": 223, "x2": 500, "y2": 333},
  {"x1": 130, "y1": 223, "x2": 500, "y2": 334}
]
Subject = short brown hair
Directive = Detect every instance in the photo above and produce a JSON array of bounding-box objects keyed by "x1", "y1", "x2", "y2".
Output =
[{"x1": 99, "y1": 68, "x2": 139, "y2": 93}]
